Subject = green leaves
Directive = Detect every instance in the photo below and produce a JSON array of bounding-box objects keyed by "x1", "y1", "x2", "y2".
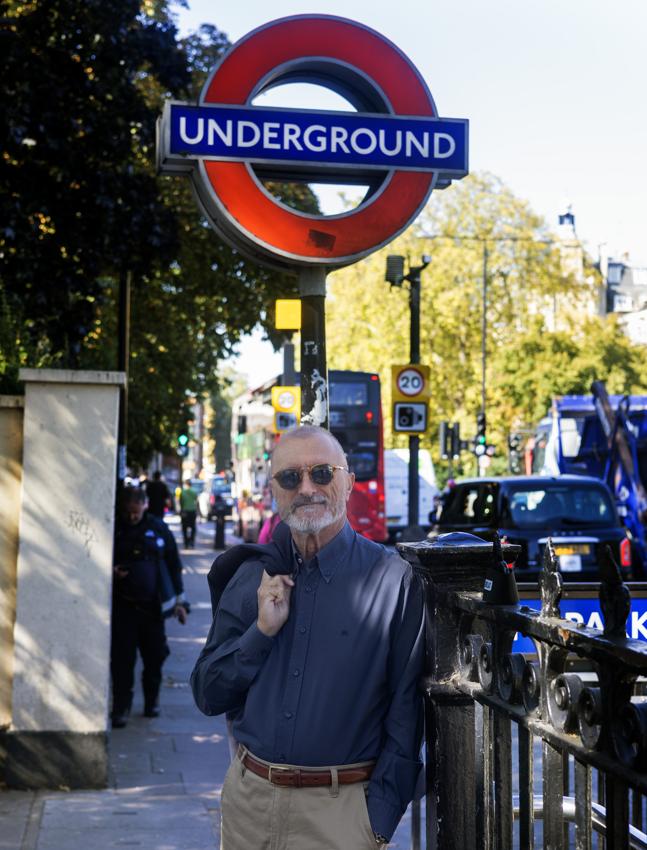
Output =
[{"x1": 326, "y1": 173, "x2": 647, "y2": 475}]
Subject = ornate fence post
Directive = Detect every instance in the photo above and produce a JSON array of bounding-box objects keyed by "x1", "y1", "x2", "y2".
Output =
[{"x1": 398, "y1": 532, "x2": 521, "y2": 850}]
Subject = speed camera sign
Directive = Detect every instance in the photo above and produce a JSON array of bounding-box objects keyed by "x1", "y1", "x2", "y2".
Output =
[{"x1": 392, "y1": 364, "x2": 430, "y2": 403}]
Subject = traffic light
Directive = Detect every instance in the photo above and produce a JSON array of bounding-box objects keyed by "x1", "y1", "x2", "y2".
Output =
[
  {"x1": 177, "y1": 431, "x2": 189, "y2": 458},
  {"x1": 439, "y1": 421, "x2": 450, "y2": 459},
  {"x1": 440, "y1": 421, "x2": 463, "y2": 459},
  {"x1": 450, "y1": 422, "x2": 461, "y2": 459},
  {"x1": 508, "y1": 432, "x2": 523, "y2": 473},
  {"x1": 474, "y1": 412, "x2": 487, "y2": 456}
]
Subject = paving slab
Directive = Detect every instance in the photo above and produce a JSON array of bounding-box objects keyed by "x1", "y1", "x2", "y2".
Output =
[{"x1": 0, "y1": 790, "x2": 33, "y2": 848}]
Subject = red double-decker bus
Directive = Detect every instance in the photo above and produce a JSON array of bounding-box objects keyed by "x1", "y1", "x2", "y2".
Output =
[
  {"x1": 328, "y1": 370, "x2": 387, "y2": 542},
  {"x1": 230, "y1": 370, "x2": 387, "y2": 543}
]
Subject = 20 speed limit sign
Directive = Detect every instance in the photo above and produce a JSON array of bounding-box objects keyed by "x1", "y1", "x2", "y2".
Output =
[{"x1": 391, "y1": 364, "x2": 431, "y2": 403}]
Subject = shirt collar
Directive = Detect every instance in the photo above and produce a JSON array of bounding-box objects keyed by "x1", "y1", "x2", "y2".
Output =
[{"x1": 298, "y1": 521, "x2": 355, "y2": 583}]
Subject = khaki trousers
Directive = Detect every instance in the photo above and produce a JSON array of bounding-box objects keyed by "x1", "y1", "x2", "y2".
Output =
[{"x1": 220, "y1": 751, "x2": 380, "y2": 850}]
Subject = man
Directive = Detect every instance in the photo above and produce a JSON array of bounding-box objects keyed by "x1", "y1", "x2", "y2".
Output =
[
  {"x1": 191, "y1": 426, "x2": 425, "y2": 848},
  {"x1": 179, "y1": 478, "x2": 198, "y2": 548},
  {"x1": 145, "y1": 470, "x2": 172, "y2": 519},
  {"x1": 112, "y1": 487, "x2": 189, "y2": 728}
]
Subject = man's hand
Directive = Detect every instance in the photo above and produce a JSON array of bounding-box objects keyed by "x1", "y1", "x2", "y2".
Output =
[
  {"x1": 257, "y1": 571, "x2": 294, "y2": 637},
  {"x1": 174, "y1": 604, "x2": 188, "y2": 625}
]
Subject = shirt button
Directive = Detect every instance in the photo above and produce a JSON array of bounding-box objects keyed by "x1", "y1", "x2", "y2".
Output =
[
  {"x1": 299, "y1": 626, "x2": 306, "y2": 634},
  {"x1": 296, "y1": 558, "x2": 303, "y2": 565},
  {"x1": 305, "y1": 585, "x2": 312, "y2": 593},
  {"x1": 293, "y1": 669, "x2": 300, "y2": 677},
  {"x1": 284, "y1": 711, "x2": 293, "y2": 719}
]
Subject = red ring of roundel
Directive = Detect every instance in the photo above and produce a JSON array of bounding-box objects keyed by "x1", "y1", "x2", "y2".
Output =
[{"x1": 199, "y1": 16, "x2": 437, "y2": 265}]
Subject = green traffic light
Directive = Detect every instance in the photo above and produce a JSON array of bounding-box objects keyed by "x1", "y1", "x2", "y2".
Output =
[{"x1": 178, "y1": 433, "x2": 189, "y2": 446}]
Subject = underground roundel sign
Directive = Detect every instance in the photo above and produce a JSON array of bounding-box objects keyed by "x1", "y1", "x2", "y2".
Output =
[{"x1": 157, "y1": 15, "x2": 469, "y2": 270}]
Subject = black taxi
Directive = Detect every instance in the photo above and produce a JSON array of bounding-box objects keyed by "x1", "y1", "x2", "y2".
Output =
[{"x1": 431, "y1": 475, "x2": 635, "y2": 581}]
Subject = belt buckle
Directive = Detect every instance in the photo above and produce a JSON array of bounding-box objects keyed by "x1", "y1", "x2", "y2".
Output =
[{"x1": 268, "y1": 765, "x2": 297, "y2": 786}]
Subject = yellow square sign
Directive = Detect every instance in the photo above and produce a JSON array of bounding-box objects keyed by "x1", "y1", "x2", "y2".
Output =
[
  {"x1": 271, "y1": 386, "x2": 300, "y2": 413},
  {"x1": 275, "y1": 299, "x2": 301, "y2": 330},
  {"x1": 391, "y1": 364, "x2": 431, "y2": 403}
]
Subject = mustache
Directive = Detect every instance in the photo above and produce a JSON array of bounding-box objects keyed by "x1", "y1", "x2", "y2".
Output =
[{"x1": 290, "y1": 495, "x2": 327, "y2": 510}]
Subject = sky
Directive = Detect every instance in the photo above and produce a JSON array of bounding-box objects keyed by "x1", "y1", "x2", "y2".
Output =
[{"x1": 173, "y1": 0, "x2": 647, "y2": 385}]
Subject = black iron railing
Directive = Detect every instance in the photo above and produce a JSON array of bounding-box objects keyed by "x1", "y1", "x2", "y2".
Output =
[{"x1": 399, "y1": 533, "x2": 647, "y2": 850}]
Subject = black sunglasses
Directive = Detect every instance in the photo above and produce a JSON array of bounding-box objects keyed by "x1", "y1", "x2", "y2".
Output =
[{"x1": 272, "y1": 463, "x2": 348, "y2": 491}]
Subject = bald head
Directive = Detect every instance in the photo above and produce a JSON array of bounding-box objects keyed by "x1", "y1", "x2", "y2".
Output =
[{"x1": 271, "y1": 426, "x2": 347, "y2": 469}]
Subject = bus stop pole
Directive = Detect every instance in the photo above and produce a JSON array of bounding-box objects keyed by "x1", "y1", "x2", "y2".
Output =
[{"x1": 298, "y1": 267, "x2": 329, "y2": 430}]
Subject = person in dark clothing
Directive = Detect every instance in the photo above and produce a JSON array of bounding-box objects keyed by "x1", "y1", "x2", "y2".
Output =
[
  {"x1": 191, "y1": 427, "x2": 424, "y2": 849},
  {"x1": 111, "y1": 488, "x2": 189, "y2": 728},
  {"x1": 145, "y1": 471, "x2": 172, "y2": 518}
]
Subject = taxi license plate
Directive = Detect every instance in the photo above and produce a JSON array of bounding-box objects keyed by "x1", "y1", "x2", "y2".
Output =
[
  {"x1": 554, "y1": 544, "x2": 591, "y2": 556},
  {"x1": 559, "y1": 554, "x2": 582, "y2": 572}
]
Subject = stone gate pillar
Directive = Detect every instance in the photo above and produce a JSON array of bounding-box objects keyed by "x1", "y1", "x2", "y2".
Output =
[
  {"x1": 0, "y1": 396, "x2": 24, "y2": 730},
  {"x1": 0, "y1": 369, "x2": 125, "y2": 788}
]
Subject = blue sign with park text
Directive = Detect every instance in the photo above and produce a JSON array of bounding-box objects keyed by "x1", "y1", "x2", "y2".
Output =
[
  {"x1": 166, "y1": 103, "x2": 469, "y2": 175},
  {"x1": 513, "y1": 596, "x2": 647, "y2": 653}
]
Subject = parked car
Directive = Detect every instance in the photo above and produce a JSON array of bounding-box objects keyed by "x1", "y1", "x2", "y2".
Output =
[
  {"x1": 206, "y1": 475, "x2": 235, "y2": 520},
  {"x1": 431, "y1": 475, "x2": 635, "y2": 581}
]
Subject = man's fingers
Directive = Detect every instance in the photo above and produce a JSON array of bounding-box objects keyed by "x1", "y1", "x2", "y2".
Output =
[{"x1": 258, "y1": 571, "x2": 294, "y2": 607}]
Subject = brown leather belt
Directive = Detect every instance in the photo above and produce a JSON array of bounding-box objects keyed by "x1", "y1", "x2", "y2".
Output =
[{"x1": 240, "y1": 750, "x2": 374, "y2": 788}]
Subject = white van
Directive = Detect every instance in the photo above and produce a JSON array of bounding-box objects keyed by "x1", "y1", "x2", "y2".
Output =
[{"x1": 384, "y1": 448, "x2": 439, "y2": 541}]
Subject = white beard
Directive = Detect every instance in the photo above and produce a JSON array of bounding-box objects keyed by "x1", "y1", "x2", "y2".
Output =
[{"x1": 284, "y1": 497, "x2": 346, "y2": 534}]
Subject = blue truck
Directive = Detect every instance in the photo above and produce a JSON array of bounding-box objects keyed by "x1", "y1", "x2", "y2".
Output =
[{"x1": 532, "y1": 381, "x2": 647, "y2": 574}]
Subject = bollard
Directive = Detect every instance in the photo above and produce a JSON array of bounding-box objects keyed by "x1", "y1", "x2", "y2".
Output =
[
  {"x1": 214, "y1": 514, "x2": 226, "y2": 550},
  {"x1": 213, "y1": 498, "x2": 228, "y2": 550}
]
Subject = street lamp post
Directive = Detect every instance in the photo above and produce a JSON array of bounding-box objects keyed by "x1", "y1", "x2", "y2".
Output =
[
  {"x1": 479, "y1": 242, "x2": 488, "y2": 476},
  {"x1": 420, "y1": 233, "x2": 554, "y2": 476},
  {"x1": 386, "y1": 255, "x2": 430, "y2": 538}
]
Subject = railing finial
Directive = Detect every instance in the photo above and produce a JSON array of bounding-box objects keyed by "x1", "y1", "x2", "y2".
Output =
[
  {"x1": 539, "y1": 539, "x2": 562, "y2": 618},
  {"x1": 482, "y1": 532, "x2": 520, "y2": 604},
  {"x1": 599, "y1": 544, "x2": 631, "y2": 638}
]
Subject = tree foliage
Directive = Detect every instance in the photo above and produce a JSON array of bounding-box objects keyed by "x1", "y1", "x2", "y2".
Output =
[
  {"x1": 326, "y1": 173, "x2": 647, "y2": 475},
  {"x1": 1, "y1": 0, "x2": 190, "y2": 362},
  {"x1": 0, "y1": 3, "x2": 315, "y2": 465}
]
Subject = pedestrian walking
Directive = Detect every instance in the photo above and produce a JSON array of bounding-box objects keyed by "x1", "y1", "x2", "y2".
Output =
[
  {"x1": 179, "y1": 478, "x2": 198, "y2": 548},
  {"x1": 191, "y1": 426, "x2": 425, "y2": 849},
  {"x1": 145, "y1": 470, "x2": 173, "y2": 518},
  {"x1": 111, "y1": 487, "x2": 189, "y2": 728}
]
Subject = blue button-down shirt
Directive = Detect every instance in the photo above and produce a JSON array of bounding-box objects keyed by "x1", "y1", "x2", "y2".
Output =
[{"x1": 191, "y1": 522, "x2": 425, "y2": 839}]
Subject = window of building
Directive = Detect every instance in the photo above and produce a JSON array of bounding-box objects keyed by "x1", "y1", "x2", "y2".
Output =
[
  {"x1": 614, "y1": 293, "x2": 633, "y2": 312},
  {"x1": 632, "y1": 268, "x2": 647, "y2": 287}
]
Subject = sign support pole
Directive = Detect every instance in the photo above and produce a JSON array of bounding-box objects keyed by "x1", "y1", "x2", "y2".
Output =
[
  {"x1": 408, "y1": 269, "x2": 421, "y2": 532},
  {"x1": 299, "y1": 267, "x2": 329, "y2": 430}
]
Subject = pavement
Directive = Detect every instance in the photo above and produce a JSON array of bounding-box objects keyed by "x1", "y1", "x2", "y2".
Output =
[{"x1": 2, "y1": 516, "x2": 418, "y2": 850}]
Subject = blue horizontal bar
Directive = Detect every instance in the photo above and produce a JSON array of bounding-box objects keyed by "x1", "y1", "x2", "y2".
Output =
[
  {"x1": 513, "y1": 597, "x2": 647, "y2": 652},
  {"x1": 168, "y1": 103, "x2": 468, "y2": 174}
]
